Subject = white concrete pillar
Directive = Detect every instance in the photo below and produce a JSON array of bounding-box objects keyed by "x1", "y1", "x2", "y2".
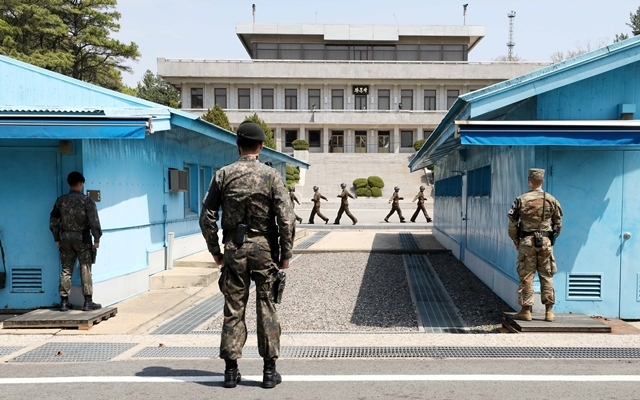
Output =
[
  {"x1": 300, "y1": 84, "x2": 306, "y2": 110},
  {"x1": 463, "y1": 83, "x2": 469, "y2": 95},
  {"x1": 439, "y1": 84, "x2": 445, "y2": 110},
  {"x1": 323, "y1": 126, "x2": 330, "y2": 153},
  {"x1": 275, "y1": 126, "x2": 282, "y2": 152},
  {"x1": 252, "y1": 84, "x2": 259, "y2": 109},
  {"x1": 181, "y1": 83, "x2": 189, "y2": 108},
  {"x1": 370, "y1": 84, "x2": 376, "y2": 111},
  {"x1": 393, "y1": 84, "x2": 399, "y2": 110},
  {"x1": 276, "y1": 84, "x2": 282, "y2": 109},
  {"x1": 416, "y1": 84, "x2": 423, "y2": 111},
  {"x1": 323, "y1": 83, "x2": 329, "y2": 109},
  {"x1": 299, "y1": 124, "x2": 306, "y2": 142},
  {"x1": 393, "y1": 126, "x2": 400, "y2": 153},
  {"x1": 417, "y1": 126, "x2": 424, "y2": 141},
  {"x1": 229, "y1": 83, "x2": 235, "y2": 109}
]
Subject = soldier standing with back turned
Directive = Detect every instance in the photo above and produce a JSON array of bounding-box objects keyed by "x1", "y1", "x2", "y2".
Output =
[
  {"x1": 334, "y1": 183, "x2": 358, "y2": 225},
  {"x1": 49, "y1": 171, "x2": 102, "y2": 312},
  {"x1": 384, "y1": 186, "x2": 406, "y2": 223},
  {"x1": 200, "y1": 121, "x2": 295, "y2": 389},
  {"x1": 410, "y1": 186, "x2": 432, "y2": 223},
  {"x1": 288, "y1": 186, "x2": 303, "y2": 224},
  {"x1": 308, "y1": 186, "x2": 329, "y2": 224},
  {"x1": 508, "y1": 168, "x2": 562, "y2": 322}
]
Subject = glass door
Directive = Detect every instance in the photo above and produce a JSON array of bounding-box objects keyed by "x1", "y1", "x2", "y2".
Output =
[
  {"x1": 355, "y1": 131, "x2": 367, "y2": 153},
  {"x1": 378, "y1": 131, "x2": 390, "y2": 153},
  {"x1": 330, "y1": 131, "x2": 344, "y2": 153}
]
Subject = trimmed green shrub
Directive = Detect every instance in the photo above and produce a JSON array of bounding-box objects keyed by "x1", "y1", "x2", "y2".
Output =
[
  {"x1": 292, "y1": 139, "x2": 309, "y2": 150},
  {"x1": 370, "y1": 187, "x2": 382, "y2": 197},
  {"x1": 368, "y1": 176, "x2": 385, "y2": 189},
  {"x1": 356, "y1": 187, "x2": 372, "y2": 197},
  {"x1": 414, "y1": 139, "x2": 426, "y2": 152},
  {"x1": 285, "y1": 165, "x2": 297, "y2": 175},
  {"x1": 286, "y1": 165, "x2": 300, "y2": 184},
  {"x1": 353, "y1": 178, "x2": 368, "y2": 189}
]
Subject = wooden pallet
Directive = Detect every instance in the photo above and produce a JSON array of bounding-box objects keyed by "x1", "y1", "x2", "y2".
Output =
[
  {"x1": 3, "y1": 307, "x2": 117, "y2": 330},
  {"x1": 502, "y1": 312, "x2": 611, "y2": 333}
]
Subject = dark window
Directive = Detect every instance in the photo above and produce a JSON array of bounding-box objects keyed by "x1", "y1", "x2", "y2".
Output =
[
  {"x1": 355, "y1": 94, "x2": 367, "y2": 110},
  {"x1": 303, "y1": 44, "x2": 325, "y2": 60},
  {"x1": 256, "y1": 43, "x2": 278, "y2": 59},
  {"x1": 285, "y1": 89, "x2": 297, "y2": 110},
  {"x1": 280, "y1": 44, "x2": 302, "y2": 60},
  {"x1": 443, "y1": 45, "x2": 467, "y2": 61},
  {"x1": 262, "y1": 88, "x2": 274, "y2": 109},
  {"x1": 190, "y1": 88, "x2": 203, "y2": 109},
  {"x1": 396, "y1": 44, "x2": 419, "y2": 61},
  {"x1": 308, "y1": 89, "x2": 321, "y2": 110},
  {"x1": 420, "y1": 45, "x2": 442, "y2": 61},
  {"x1": 331, "y1": 89, "x2": 344, "y2": 110},
  {"x1": 326, "y1": 45, "x2": 349, "y2": 60},
  {"x1": 214, "y1": 88, "x2": 227, "y2": 108},
  {"x1": 352, "y1": 45, "x2": 369, "y2": 60},
  {"x1": 400, "y1": 89, "x2": 413, "y2": 110},
  {"x1": 447, "y1": 90, "x2": 459, "y2": 109},
  {"x1": 378, "y1": 89, "x2": 390, "y2": 110},
  {"x1": 401, "y1": 131, "x2": 413, "y2": 148},
  {"x1": 424, "y1": 89, "x2": 436, "y2": 111},
  {"x1": 372, "y1": 45, "x2": 395, "y2": 61},
  {"x1": 308, "y1": 130, "x2": 321, "y2": 147},
  {"x1": 467, "y1": 165, "x2": 491, "y2": 197},
  {"x1": 285, "y1": 130, "x2": 298, "y2": 147},
  {"x1": 435, "y1": 175, "x2": 463, "y2": 197},
  {"x1": 238, "y1": 88, "x2": 250, "y2": 109}
]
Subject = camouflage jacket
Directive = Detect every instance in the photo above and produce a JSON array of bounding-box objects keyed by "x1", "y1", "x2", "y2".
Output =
[
  {"x1": 507, "y1": 188, "x2": 563, "y2": 245},
  {"x1": 412, "y1": 191, "x2": 425, "y2": 205},
  {"x1": 337, "y1": 189, "x2": 355, "y2": 205},
  {"x1": 389, "y1": 192, "x2": 403, "y2": 204},
  {"x1": 312, "y1": 192, "x2": 327, "y2": 203},
  {"x1": 199, "y1": 155, "x2": 295, "y2": 259},
  {"x1": 49, "y1": 190, "x2": 102, "y2": 243},
  {"x1": 289, "y1": 192, "x2": 300, "y2": 208}
]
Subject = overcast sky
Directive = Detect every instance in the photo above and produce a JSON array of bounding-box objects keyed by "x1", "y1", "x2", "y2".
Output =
[{"x1": 114, "y1": 0, "x2": 639, "y2": 86}]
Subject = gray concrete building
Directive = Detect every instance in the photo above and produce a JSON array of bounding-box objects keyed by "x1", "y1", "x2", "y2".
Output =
[{"x1": 158, "y1": 23, "x2": 547, "y2": 154}]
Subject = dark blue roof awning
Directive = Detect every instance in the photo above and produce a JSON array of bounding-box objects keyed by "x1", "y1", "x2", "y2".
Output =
[{"x1": 0, "y1": 115, "x2": 150, "y2": 139}]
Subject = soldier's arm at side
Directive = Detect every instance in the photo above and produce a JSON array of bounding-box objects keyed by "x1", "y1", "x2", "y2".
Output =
[
  {"x1": 272, "y1": 174, "x2": 295, "y2": 263},
  {"x1": 86, "y1": 198, "x2": 102, "y2": 246},
  {"x1": 200, "y1": 173, "x2": 223, "y2": 257},
  {"x1": 552, "y1": 199, "x2": 563, "y2": 237},
  {"x1": 347, "y1": 192, "x2": 355, "y2": 199},
  {"x1": 507, "y1": 198, "x2": 520, "y2": 248},
  {"x1": 294, "y1": 195, "x2": 300, "y2": 205},
  {"x1": 49, "y1": 200, "x2": 61, "y2": 245},
  {"x1": 321, "y1": 194, "x2": 328, "y2": 201},
  {"x1": 413, "y1": 193, "x2": 419, "y2": 202}
]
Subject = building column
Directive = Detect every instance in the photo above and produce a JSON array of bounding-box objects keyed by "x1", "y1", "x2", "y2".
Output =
[
  {"x1": 323, "y1": 83, "x2": 329, "y2": 109},
  {"x1": 276, "y1": 83, "x2": 282, "y2": 109},
  {"x1": 416, "y1": 84, "x2": 423, "y2": 111},
  {"x1": 229, "y1": 83, "x2": 235, "y2": 109},
  {"x1": 299, "y1": 124, "x2": 306, "y2": 142},
  {"x1": 346, "y1": 84, "x2": 352, "y2": 110},
  {"x1": 370, "y1": 84, "x2": 376, "y2": 111},
  {"x1": 462, "y1": 83, "x2": 469, "y2": 95},
  {"x1": 323, "y1": 126, "x2": 330, "y2": 153},
  {"x1": 439, "y1": 84, "x2": 445, "y2": 110},
  {"x1": 181, "y1": 83, "x2": 190, "y2": 108},
  {"x1": 393, "y1": 126, "x2": 400, "y2": 153},
  {"x1": 370, "y1": 129, "x2": 376, "y2": 153},
  {"x1": 393, "y1": 84, "x2": 399, "y2": 110},
  {"x1": 417, "y1": 126, "x2": 424, "y2": 141},
  {"x1": 300, "y1": 83, "x2": 306, "y2": 110},
  {"x1": 275, "y1": 126, "x2": 283, "y2": 152}
]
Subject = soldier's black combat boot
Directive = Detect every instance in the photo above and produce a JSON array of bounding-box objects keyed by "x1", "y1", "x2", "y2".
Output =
[
  {"x1": 82, "y1": 296, "x2": 102, "y2": 311},
  {"x1": 223, "y1": 359, "x2": 241, "y2": 388},
  {"x1": 262, "y1": 359, "x2": 282, "y2": 389},
  {"x1": 60, "y1": 297, "x2": 70, "y2": 312},
  {"x1": 427, "y1": 217, "x2": 433, "y2": 223}
]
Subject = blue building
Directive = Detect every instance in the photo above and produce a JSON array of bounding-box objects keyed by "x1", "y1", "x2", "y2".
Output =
[
  {"x1": 0, "y1": 55, "x2": 308, "y2": 310},
  {"x1": 409, "y1": 37, "x2": 640, "y2": 319}
]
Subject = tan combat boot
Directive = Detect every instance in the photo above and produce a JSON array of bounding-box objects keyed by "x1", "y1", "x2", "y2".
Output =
[
  {"x1": 545, "y1": 304, "x2": 555, "y2": 322},
  {"x1": 513, "y1": 306, "x2": 532, "y2": 321}
]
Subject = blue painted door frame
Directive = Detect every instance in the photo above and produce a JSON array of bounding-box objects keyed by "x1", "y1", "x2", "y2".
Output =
[{"x1": 621, "y1": 151, "x2": 640, "y2": 319}]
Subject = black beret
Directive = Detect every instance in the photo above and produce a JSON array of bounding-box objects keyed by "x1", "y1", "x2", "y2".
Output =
[
  {"x1": 237, "y1": 121, "x2": 266, "y2": 142},
  {"x1": 67, "y1": 171, "x2": 85, "y2": 185}
]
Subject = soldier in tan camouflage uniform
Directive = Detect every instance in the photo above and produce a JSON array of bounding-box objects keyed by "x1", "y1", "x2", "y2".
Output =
[
  {"x1": 508, "y1": 168, "x2": 563, "y2": 322},
  {"x1": 308, "y1": 186, "x2": 329, "y2": 224},
  {"x1": 49, "y1": 171, "x2": 102, "y2": 312},
  {"x1": 410, "y1": 186, "x2": 432, "y2": 223},
  {"x1": 334, "y1": 183, "x2": 358, "y2": 225},
  {"x1": 288, "y1": 186, "x2": 303, "y2": 224},
  {"x1": 200, "y1": 121, "x2": 294, "y2": 389},
  {"x1": 384, "y1": 186, "x2": 406, "y2": 223}
]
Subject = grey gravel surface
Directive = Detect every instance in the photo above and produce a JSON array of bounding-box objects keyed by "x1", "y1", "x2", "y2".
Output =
[
  {"x1": 206, "y1": 253, "x2": 418, "y2": 332},
  {"x1": 427, "y1": 253, "x2": 513, "y2": 333}
]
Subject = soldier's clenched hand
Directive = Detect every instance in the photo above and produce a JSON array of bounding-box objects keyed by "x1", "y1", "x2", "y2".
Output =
[
  {"x1": 213, "y1": 253, "x2": 223, "y2": 265},
  {"x1": 280, "y1": 259, "x2": 290, "y2": 269}
]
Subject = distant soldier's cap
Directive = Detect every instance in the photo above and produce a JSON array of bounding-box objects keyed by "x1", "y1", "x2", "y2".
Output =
[
  {"x1": 528, "y1": 168, "x2": 545, "y2": 180},
  {"x1": 394, "y1": 186, "x2": 400, "y2": 191},
  {"x1": 340, "y1": 183, "x2": 346, "y2": 188},
  {"x1": 236, "y1": 121, "x2": 266, "y2": 142},
  {"x1": 288, "y1": 186, "x2": 294, "y2": 191},
  {"x1": 420, "y1": 186, "x2": 425, "y2": 191},
  {"x1": 313, "y1": 186, "x2": 319, "y2": 190}
]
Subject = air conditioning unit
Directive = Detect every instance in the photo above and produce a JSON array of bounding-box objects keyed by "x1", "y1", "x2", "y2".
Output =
[{"x1": 168, "y1": 168, "x2": 189, "y2": 192}]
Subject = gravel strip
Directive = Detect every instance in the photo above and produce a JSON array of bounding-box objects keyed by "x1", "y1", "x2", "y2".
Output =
[
  {"x1": 206, "y1": 253, "x2": 418, "y2": 332},
  {"x1": 427, "y1": 253, "x2": 513, "y2": 333}
]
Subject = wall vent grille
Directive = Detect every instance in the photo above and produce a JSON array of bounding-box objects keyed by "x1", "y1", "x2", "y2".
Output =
[
  {"x1": 168, "y1": 169, "x2": 189, "y2": 192},
  {"x1": 11, "y1": 268, "x2": 43, "y2": 293},
  {"x1": 567, "y1": 274, "x2": 601, "y2": 299}
]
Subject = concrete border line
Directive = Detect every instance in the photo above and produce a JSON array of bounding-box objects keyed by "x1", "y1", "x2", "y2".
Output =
[
  {"x1": 294, "y1": 249, "x2": 451, "y2": 254},
  {"x1": 402, "y1": 257, "x2": 426, "y2": 333},
  {"x1": 109, "y1": 342, "x2": 150, "y2": 362},
  {"x1": 421, "y1": 256, "x2": 469, "y2": 331}
]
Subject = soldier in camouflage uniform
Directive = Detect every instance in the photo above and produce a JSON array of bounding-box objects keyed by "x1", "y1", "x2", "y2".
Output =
[
  {"x1": 200, "y1": 121, "x2": 294, "y2": 389},
  {"x1": 334, "y1": 183, "x2": 358, "y2": 225},
  {"x1": 49, "y1": 171, "x2": 102, "y2": 312},
  {"x1": 410, "y1": 186, "x2": 432, "y2": 223},
  {"x1": 288, "y1": 186, "x2": 303, "y2": 224},
  {"x1": 308, "y1": 186, "x2": 329, "y2": 224},
  {"x1": 384, "y1": 186, "x2": 406, "y2": 223},
  {"x1": 508, "y1": 168, "x2": 563, "y2": 322}
]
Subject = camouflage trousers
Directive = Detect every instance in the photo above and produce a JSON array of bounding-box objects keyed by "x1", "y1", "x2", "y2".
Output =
[
  {"x1": 335, "y1": 204, "x2": 357, "y2": 224},
  {"x1": 385, "y1": 205, "x2": 404, "y2": 221},
  {"x1": 411, "y1": 203, "x2": 431, "y2": 222},
  {"x1": 59, "y1": 238, "x2": 93, "y2": 297},
  {"x1": 309, "y1": 205, "x2": 328, "y2": 223},
  {"x1": 219, "y1": 237, "x2": 280, "y2": 361},
  {"x1": 516, "y1": 236, "x2": 555, "y2": 307}
]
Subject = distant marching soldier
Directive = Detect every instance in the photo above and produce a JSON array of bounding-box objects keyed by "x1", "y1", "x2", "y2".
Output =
[
  {"x1": 384, "y1": 186, "x2": 406, "y2": 223},
  {"x1": 334, "y1": 183, "x2": 358, "y2": 225},
  {"x1": 308, "y1": 186, "x2": 329, "y2": 224},
  {"x1": 410, "y1": 186, "x2": 432, "y2": 223},
  {"x1": 288, "y1": 186, "x2": 303, "y2": 224}
]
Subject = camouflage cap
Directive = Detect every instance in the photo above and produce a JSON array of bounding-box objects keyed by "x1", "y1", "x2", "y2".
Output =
[
  {"x1": 313, "y1": 186, "x2": 319, "y2": 191},
  {"x1": 237, "y1": 121, "x2": 266, "y2": 142},
  {"x1": 528, "y1": 168, "x2": 545, "y2": 180},
  {"x1": 340, "y1": 183, "x2": 346, "y2": 188}
]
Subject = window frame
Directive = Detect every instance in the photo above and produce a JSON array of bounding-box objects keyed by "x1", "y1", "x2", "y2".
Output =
[
  {"x1": 400, "y1": 131, "x2": 414, "y2": 148},
  {"x1": 214, "y1": 88, "x2": 227, "y2": 109},
  {"x1": 308, "y1": 130, "x2": 321, "y2": 148},
  {"x1": 400, "y1": 89, "x2": 413, "y2": 111},
  {"x1": 261, "y1": 88, "x2": 274, "y2": 110},
  {"x1": 331, "y1": 89, "x2": 344, "y2": 110},
  {"x1": 308, "y1": 89, "x2": 321, "y2": 110},
  {"x1": 378, "y1": 89, "x2": 390, "y2": 110},
  {"x1": 237, "y1": 88, "x2": 251, "y2": 109},
  {"x1": 190, "y1": 88, "x2": 203, "y2": 109},
  {"x1": 284, "y1": 130, "x2": 298, "y2": 147},
  {"x1": 285, "y1": 88, "x2": 298, "y2": 110},
  {"x1": 424, "y1": 89, "x2": 437, "y2": 111},
  {"x1": 447, "y1": 89, "x2": 460, "y2": 109}
]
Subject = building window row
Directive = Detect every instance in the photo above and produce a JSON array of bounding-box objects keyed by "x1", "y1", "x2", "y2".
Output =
[
  {"x1": 254, "y1": 43, "x2": 468, "y2": 62},
  {"x1": 189, "y1": 87, "x2": 464, "y2": 110}
]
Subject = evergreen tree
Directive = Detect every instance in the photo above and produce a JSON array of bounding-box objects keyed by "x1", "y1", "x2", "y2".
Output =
[
  {"x1": 135, "y1": 70, "x2": 180, "y2": 107},
  {"x1": 201, "y1": 104, "x2": 232, "y2": 132},
  {"x1": 0, "y1": 0, "x2": 139, "y2": 90},
  {"x1": 243, "y1": 113, "x2": 276, "y2": 150}
]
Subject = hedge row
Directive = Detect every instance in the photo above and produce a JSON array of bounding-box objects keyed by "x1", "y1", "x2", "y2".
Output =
[{"x1": 352, "y1": 176, "x2": 385, "y2": 197}]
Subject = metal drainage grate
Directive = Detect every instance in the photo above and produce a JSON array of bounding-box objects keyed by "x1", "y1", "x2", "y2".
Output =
[
  {"x1": 190, "y1": 330, "x2": 423, "y2": 335},
  {"x1": 403, "y1": 254, "x2": 465, "y2": 333},
  {"x1": 130, "y1": 346, "x2": 640, "y2": 359},
  {"x1": 295, "y1": 231, "x2": 330, "y2": 249},
  {"x1": 399, "y1": 233, "x2": 419, "y2": 250},
  {"x1": 151, "y1": 294, "x2": 225, "y2": 335},
  {"x1": 0, "y1": 347, "x2": 23, "y2": 357},
  {"x1": 9, "y1": 343, "x2": 136, "y2": 363}
]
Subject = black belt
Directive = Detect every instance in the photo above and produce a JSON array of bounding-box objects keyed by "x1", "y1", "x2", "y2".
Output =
[{"x1": 521, "y1": 231, "x2": 553, "y2": 238}]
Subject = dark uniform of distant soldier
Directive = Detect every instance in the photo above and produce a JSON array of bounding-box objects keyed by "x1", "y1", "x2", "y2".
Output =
[
  {"x1": 508, "y1": 168, "x2": 563, "y2": 322},
  {"x1": 200, "y1": 121, "x2": 295, "y2": 389},
  {"x1": 288, "y1": 186, "x2": 303, "y2": 224},
  {"x1": 334, "y1": 183, "x2": 358, "y2": 225},
  {"x1": 49, "y1": 171, "x2": 102, "y2": 312},
  {"x1": 410, "y1": 186, "x2": 432, "y2": 223},
  {"x1": 308, "y1": 186, "x2": 329, "y2": 224},
  {"x1": 384, "y1": 186, "x2": 406, "y2": 223}
]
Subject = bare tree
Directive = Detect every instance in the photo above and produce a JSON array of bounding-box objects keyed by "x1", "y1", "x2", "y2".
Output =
[{"x1": 549, "y1": 38, "x2": 610, "y2": 63}]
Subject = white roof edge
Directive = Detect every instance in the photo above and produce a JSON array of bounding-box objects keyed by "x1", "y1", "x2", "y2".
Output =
[
  {"x1": 236, "y1": 23, "x2": 485, "y2": 38},
  {"x1": 456, "y1": 120, "x2": 640, "y2": 127}
]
